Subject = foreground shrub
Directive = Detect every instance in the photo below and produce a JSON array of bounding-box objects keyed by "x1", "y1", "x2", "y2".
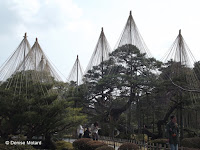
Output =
[
  {"x1": 133, "y1": 134, "x2": 148, "y2": 142},
  {"x1": 181, "y1": 137, "x2": 200, "y2": 149},
  {"x1": 118, "y1": 142, "x2": 139, "y2": 150},
  {"x1": 151, "y1": 138, "x2": 168, "y2": 144},
  {"x1": 73, "y1": 138, "x2": 92, "y2": 150},
  {"x1": 181, "y1": 148, "x2": 200, "y2": 150},
  {"x1": 95, "y1": 145, "x2": 114, "y2": 150},
  {"x1": 85, "y1": 140, "x2": 107, "y2": 150},
  {"x1": 0, "y1": 144, "x2": 35, "y2": 150},
  {"x1": 56, "y1": 141, "x2": 74, "y2": 150}
]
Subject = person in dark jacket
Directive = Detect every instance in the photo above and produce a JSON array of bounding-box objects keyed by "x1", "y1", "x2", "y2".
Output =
[
  {"x1": 166, "y1": 115, "x2": 179, "y2": 150},
  {"x1": 83, "y1": 127, "x2": 91, "y2": 138}
]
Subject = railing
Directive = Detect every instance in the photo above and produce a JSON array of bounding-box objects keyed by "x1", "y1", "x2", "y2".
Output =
[
  {"x1": 99, "y1": 136, "x2": 186, "y2": 150},
  {"x1": 64, "y1": 136, "x2": 187, "y2": 150}
]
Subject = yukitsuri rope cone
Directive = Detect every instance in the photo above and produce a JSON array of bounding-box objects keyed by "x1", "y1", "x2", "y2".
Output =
[
  {"x1": 67, "y1": 55, "x2": 84, "y2": 85},
  {"x1": 0, "y1": 33, "x2": 62, "y2": 97}
]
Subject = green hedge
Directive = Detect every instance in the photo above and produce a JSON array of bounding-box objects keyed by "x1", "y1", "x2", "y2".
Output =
[
  {"x1": 118, "y1": 142, "x2": 139, "y2": 150},
  {"x1": 181, "y1": 137, "x2": 200, "y2": 149},
  {"x1": 151, "y1": 138, "x2": 168, "y2": 144},
  {"x1": 181, "y1": 148, "x2": 200, "y2": 150},
  {"x1": 133, "y1": 134, "x2": 148, "y2": 142},
  {"x1": 73, "y1": 139, "x2": 107, "y2": 150},
  {"x1": 56, "y1": 141, "x2": 74, "y2": 150},
  {"x1": 73, "y1": 138, "x2": 92, "y2": 150},
  {"x1": 0, "y1": 144, "x2": 35, "y2": 150},
  {"x1": 84, "y1": 141, "x2": 107, "y2": 150},
  {"x1": 95, "y1": 145, "x2": 114, "y2": 150}
]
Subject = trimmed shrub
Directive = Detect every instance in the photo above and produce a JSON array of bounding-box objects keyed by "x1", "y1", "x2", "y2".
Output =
[
  {"x1": 181, "y1": 137, "x2": 200, "y2": 149},
  {"x1": 181, "y1": 148, "x2": 200, "y2": 150},
  {"x1": 95, "y1": 145, "x2": 115, "y2": 150},
  {"x1": 133, "y1": 134, "x2": 148, "y2": 142},
  {"x1": 85, "y1": 140, "x2": 107, "y2": 150},
  {"x1": 56, "y1": 141, "x2": 74, "y2": 150},
  {"x1": 0, "y1": 144, "x2": 36, "y2": 150},
  {"x1": 118, "y1": 142, "x2": 139, "y2": 150},
  {"x1": 151, "y1": 138, "x2": 168, "y2": 144},
  {"x1": 73, "y1": 138, "x2": 92, "y2": 150}
]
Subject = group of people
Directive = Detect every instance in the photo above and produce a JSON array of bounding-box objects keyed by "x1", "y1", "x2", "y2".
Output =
[
  {"x1": 77, "y1": 116, "x2": 179, "y2": 150},
  {"x1": 77, "y1": 122, "x2": 100, "y2": 141}
]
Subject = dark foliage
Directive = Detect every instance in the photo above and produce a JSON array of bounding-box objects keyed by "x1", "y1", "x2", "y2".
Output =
[
  {"x1": 95, "y1": 145, "x2": 115, "y2": 150},
  {"x1": 118, "y1": 142, "x2": 139, "y2": 150},
  {"x1": 72, "y1": 138, "x2": 92, "y2": 150},
  {"x1": 84, "y1": 140, "x2": 107, "y2": 150},
  {"x1": 181, "y1": 137, "x2": 200, "y2": 149}
]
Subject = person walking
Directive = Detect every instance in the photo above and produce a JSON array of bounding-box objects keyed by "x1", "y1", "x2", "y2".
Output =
[
  {"x1": 166, "y1": 115, "x2": 179, "y2": 150},
  {"x1": 83, "y1": 127, "x2": 91, "y2": 138},
  {"x1": 91, "y1": 122, "x2": 99, "y2": 141},
  {"x1": 77, "y1": 125, "x2": 84, "y2": 138}
]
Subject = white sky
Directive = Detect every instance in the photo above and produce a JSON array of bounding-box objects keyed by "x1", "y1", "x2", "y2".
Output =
[{"x1": 1, "y1": 0, "x2": 200, "y2": 81}]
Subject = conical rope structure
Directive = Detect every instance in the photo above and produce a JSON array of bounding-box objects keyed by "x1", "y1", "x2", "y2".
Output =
[
  {"x1": 108, "y1": 11, "x2": 157, "y2": 81},
  {"x1": 83, "y1": 28, "x2": 112, "y2": 110},
  {"x1": 67, "y1": 55, "x2": 84, "y2": 85},
  {"x1": 162, "y1": 30, "x2": 200, "y2": 104},
  {"x1": 20, "y1": 38, "x2": 62, "y2": 82},
  {"x1": 0, "y1": 33, "x2": 31, "y2": 83},
  {"x1": 109, "y1": 11, "x2": 157, "y2": 78},
  {"x1": 0, "y1": 34, "x2": 62, "y2": 97},
  {"x1": 115, "y1": 11, "x2": 151, "y2": 57},
  {"x1": 85, "y1": 27, "x2": 111, "y2": 74}
]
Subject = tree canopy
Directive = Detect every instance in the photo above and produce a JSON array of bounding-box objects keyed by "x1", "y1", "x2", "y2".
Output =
[{"x1": 0, "y1": 71, "x2": 86, "y2": 148}]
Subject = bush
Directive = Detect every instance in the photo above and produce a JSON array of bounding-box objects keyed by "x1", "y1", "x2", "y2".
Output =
[
  {"x1": 0, "y1": 144, "x2": 36, "y2": 150},
  {"x1": 118, "y1": 132, "x2": 131, "y2": 139},
  {"x1": 133, "y1": 134, "x2": 148, "y2": 142},
  {"x1": 181, "y1": 137, "x2": 200, "y2": 149},
  {"x1": 95, "y1": 145, "x2": 115, "y2": 150},
  {"x1": 151, "y1": 138, "x2": 168, "y2": 144},
  {"x1": 56, "y1": 141, "x2": 74, "y2": 150},
  {"x1": 73, "y1": 138, "x2": 92, "y2": 150},
  {"x1": 118, "y1": 142, "x2": 139, "y2": 150},
  {"x1": 181, "y1": 148, "x2": 200, "y2": 150},
  {"x1": 85, "y1": 141, "x2": 107, "y2": 150}
]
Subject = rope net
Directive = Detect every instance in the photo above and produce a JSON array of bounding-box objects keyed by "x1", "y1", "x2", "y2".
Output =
[
  {"x1": 67, "y1": 55, "x2": 84, "y2": 85},
  {"x1": 161, "y1": 30, "x2": 200, "y2": 103},
  {"x1": 85, "y1": 27, "x2": 111, "y2": 74},
  {"x1": 18, "y1": 38, "x2": 62, "y2": 82},
  {"x1": 115, "y1": 11, "x2": 151, "y2": 57},
  {"x1": 0, "y1": 33, "x2": 31, "y2": 83},
  {"x1": 0, "y1": 33, "x2": 62, "y2": 96}
]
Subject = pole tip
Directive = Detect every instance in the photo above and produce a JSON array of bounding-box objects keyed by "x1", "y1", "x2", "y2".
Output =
[
  {"x1": 130, "y1": 10, "x2": 132, "y2": 15},
  {"x1": 36, "y1": 37, "x2": 38, "y2": 42},
  {"x1": 24, "y1": 32, "x2": 27, "y2": 38},
  {"x1": 77, "y1": 55, "x2": 78, "y2": 58},
  {"x1": 179, "y1": 29, "x2": 181, "y2": 35},
  {"x1": 101, "y1": 27, "x2": 103, "y2": 32}
]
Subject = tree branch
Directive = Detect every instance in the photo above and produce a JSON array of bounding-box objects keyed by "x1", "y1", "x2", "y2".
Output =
[{"x1": 169, "y1": 77, "x2": 200, "y2": 93}]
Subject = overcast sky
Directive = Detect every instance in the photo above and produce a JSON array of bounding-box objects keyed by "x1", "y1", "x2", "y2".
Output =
[{"x1": 1, "y1": 0, "x2": 200, "y2": 81}]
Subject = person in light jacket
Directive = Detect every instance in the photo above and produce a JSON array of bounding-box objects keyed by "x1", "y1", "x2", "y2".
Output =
[
  {"x1": 77, "y1": 125, "x2": 84, "y2": 138},
  {"x1": 91, "y1": 122, "x2": 99, "y2": 141}
]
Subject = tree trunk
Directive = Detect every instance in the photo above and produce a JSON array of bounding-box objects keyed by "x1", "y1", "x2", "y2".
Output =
[
  {"x1": 109, "y1": 93, "x2": 135, "y2": 121},
  {"x1": 43, "y1": 133, "x2": 56, "y2": 150},
  {"x1": 138, "y1": 101, "x2": 182, "y2": 139},
  {"x1": 157, "y1": 101, "x2": 182, "y2": 138}
]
